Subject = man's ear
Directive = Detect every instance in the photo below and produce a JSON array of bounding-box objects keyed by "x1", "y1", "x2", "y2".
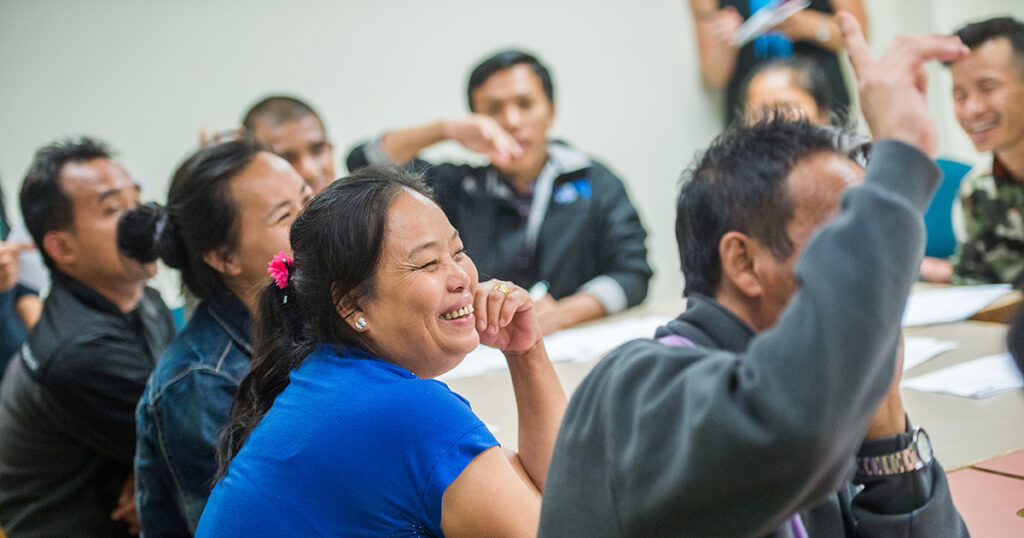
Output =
[
  {"x1": 718, "y1": 231, "x2": 765, "y2": 299},
  {"x1": 545, "y1": 101, "x2": 557, "y2": 129},
  {"x1": 202, "y1": 247, "x2": 242, "y2": 277},
  {"x1": 42, "y1": 230, "x2": 77, "y2": 268}
]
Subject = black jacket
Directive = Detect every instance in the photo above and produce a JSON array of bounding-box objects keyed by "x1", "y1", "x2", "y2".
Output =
[
  {"x1": 348, "y1": 140, "x2": 652, "y2": 312},
  {"x1": 0, "y1": 271, "x2": 174, "y2": 537},
  {"x1": 540, "y1": 140, "x2": 967, "y2": 537}
]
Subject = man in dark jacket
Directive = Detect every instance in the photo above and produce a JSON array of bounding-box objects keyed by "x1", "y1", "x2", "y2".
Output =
[
  {"x1": 348, "y1": 49, "x2": 652, "y2": 335},
  {"x1": 540, "y1": 16, "x2": 969, "y2": 537},
  {"x1": 0, "y1": 138, "x2": 175, "y2": 537}
]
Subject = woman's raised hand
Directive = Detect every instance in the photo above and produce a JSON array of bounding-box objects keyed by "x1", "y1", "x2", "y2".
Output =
[{"x1": 473, "y1": 279, "x2": 541, "y2": 354}]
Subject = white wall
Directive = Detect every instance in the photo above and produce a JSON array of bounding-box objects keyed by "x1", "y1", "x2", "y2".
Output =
[{"x1": 1, "y1": 0, "x2": 1021, "y2": 306}]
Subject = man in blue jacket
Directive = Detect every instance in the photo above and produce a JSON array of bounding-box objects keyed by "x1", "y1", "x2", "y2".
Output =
[{"x1": 348, "y1": 49, "x2": 652, "y2": 335}]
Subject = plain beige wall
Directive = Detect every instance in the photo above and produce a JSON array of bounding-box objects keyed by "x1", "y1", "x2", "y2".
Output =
[{"x1": 1, "y1": 0, "x2": 1022, "y2": 307}]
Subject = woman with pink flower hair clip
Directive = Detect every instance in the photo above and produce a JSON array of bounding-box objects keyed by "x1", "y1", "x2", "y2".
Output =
[
  {"x1": 117, "y1": 139, "x2": 312, "y2": 535},
  {"x1": 198, "y1": 165, "x2": 567, "y2": 537}
]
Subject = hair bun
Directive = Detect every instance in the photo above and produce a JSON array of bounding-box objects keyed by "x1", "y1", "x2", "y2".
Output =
[{"x1": 118, "y1": 202, "x2": 188, "y2": 269}]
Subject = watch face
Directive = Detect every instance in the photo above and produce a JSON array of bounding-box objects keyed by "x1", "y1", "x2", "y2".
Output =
[{"x1": 915, "y1": 428, "x2": 934, "y2": 464}]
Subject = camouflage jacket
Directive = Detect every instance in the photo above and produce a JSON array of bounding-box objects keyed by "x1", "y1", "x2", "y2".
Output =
[{"x1": 952, "y1": 155, "x2": 1024, "y2": 286}]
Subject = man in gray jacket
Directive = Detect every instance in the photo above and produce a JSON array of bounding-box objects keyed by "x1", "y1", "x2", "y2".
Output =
[{"x1": 539, "y1": 16, "x2": 969, "y2": 537}]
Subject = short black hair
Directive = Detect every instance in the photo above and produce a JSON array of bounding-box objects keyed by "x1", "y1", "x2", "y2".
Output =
[
  {"x1": 675, "y1": 118, "x2": 845, "y2": 297},
  {"x1": 467, "y1": 49, "x2": 554, "y2": 111},
  {"x1": 952, "y1": 16, "x2": 1024, "y2": 76},
  {"x1": 20, "y1": 137, "x2": 113, "y2": 270},
  {"x1": 242, "y1": 95, "x2": 325, "y2": 131},
  {"x1": 738, "y1": 56, "x2": 836, "y2": 123}
]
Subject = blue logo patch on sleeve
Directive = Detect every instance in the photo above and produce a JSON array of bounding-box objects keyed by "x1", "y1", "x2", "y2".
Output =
[{"x1": 554, "y1": 178, "x2": 592, "y2": 204}]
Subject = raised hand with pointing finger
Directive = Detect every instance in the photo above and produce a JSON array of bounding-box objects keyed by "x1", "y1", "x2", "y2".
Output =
[{"x1": 838, "y1": 12, "x2": 969, "y2": 156}]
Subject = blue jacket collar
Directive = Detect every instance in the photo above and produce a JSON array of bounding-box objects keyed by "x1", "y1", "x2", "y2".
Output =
[{"x1": 207, "y1": 291, "x2": 252, "y2": 356}]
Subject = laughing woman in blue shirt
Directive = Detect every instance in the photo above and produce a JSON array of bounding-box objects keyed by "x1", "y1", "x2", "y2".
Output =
[{"x1": 197, "y1": 165, "x2": 567, "y2": 536}]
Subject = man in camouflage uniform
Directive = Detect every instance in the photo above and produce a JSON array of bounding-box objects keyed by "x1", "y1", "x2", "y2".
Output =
[{"x1": 949, "y1": 17, "x2": 1024, "y2": 285}]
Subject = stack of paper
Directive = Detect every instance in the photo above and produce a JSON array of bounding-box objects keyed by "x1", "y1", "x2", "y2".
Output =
[
  {"x1": 902, "y1": 353, "x2": 1024, "y2": 398},
  {"x1": 440, "y1": 316, "x2": 672, "y2": 381},
  {"x1": 901, "y1": 284, "x2": 1012, "y2": 327},
  {"x1": 902, "y1": 336, "x2": 958, "y2": 371}
]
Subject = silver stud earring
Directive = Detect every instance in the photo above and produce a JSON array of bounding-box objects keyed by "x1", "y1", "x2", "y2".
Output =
[{"x1": 355, "y1": 317, "x2": 367, "y2": 330}]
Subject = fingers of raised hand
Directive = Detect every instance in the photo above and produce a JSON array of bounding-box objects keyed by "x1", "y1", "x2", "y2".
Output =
[
  {"x1": 474, "y1": 279, "x2": 506, "y2": 332},
  {"x1": 474, "y1": 280, "x2": 526, "y2": 335},
  {"x1": 0, "y1": 241, "x2": 35, "y2": 256},
  {"x1": 838, "y1": 12, "x2": 874, "y2": 77}
]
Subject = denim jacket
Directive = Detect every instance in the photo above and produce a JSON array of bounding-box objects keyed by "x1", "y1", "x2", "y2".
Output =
[{"x1": 135, "y1": 291, "x2": 251, "y2": 536}]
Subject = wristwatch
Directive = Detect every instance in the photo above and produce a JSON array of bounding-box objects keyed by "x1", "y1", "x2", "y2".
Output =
[{"x1": 856, "y1": 427, "x2": 933, "y2": 477}]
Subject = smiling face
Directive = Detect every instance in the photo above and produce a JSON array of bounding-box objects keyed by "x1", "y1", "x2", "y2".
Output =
[
  {"x1": 354, "y1": 190, "x2": 480, "y2": 378},
  {"x1": 221, "y1": 152, "x2": 311, "y2": 300},
  {"x1": 470, "y1": 63, "x2": 555, "y2": 182},
  {"x1": 952, "y1": 38, "x2": 1024, "y2": 156},
  {"x1": 56, "y1": 158, "x2": 156, "y2": 288}
]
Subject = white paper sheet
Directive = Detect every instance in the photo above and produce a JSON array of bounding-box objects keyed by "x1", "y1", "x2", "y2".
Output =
[
  {"x1": 901, "y1": 353, "x2": 1024, "y2": 398},
  {"x1": 732, "y1": 0, "x2": 810, "y2": 47},
  {"x1": 902, "y1": 336, "x2": 958, "y2": 371},
  {"x1": 439, "y1": 316, "x2": 672, "y2": 381},
  {"x1": 901, "y1": 284, "x2": 1012, "y2": 327}
]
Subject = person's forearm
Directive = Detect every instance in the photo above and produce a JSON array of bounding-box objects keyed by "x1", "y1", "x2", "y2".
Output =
[
  {"x1": 379, "y1": 120, "x2": 448, "y2": 164},
  {"x1": 700, "y1": 48, "x2": 739, "y2": 89},
  {"x1": 556, "y1": 292, "x2": 606, "y2": 329},
  {"x1": 787, "y1": 11, "x2": 847, "y2": 51},
  {"x1": 695, "y1": 34, "x2": 739, "y2": 89},
  {"x1": 690, "y1": 0, "x2": 739, "y2": 89},
  {"x1": 504, "y1": 342, "x2": 567, "y2": 491},
  {"x1": 919, "y1": 256, "x2": 953, "y2": 283}
]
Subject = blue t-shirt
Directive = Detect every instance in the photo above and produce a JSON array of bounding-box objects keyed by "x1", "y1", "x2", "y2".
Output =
[{"x1": 196, "y1": 344, "x2": 498, "y2": 537}]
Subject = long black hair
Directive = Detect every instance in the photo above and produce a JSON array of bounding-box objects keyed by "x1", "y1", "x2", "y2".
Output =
[
  {"x1": 118, "y1": 139, "x2": 260, "y2": 299},
  {"x1": 215, "y1": 165, "x2": 433, "y2": 478}
]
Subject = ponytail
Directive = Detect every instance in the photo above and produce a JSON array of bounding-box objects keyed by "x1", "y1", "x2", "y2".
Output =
[{"x1": 215, "y1": 279, "x2": 314, "y2": 478}]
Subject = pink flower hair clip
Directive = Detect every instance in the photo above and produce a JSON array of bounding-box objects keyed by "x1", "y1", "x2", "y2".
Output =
[{"x1": 267, "y1": 251, "x2": 292, "y2": 290}]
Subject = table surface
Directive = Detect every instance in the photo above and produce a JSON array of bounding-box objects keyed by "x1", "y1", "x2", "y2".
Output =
[
  {"x1": 946, "y1": 467, "x2": 1024, "y2": 536},
  {"x1": 446, "y1": 298, "x2": 1024, "y2": 472}
]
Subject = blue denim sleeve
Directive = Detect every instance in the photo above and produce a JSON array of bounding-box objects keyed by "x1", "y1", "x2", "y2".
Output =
[
  {"x1": 136, "y1": 366, "x2": 241, "y2": 534},
  {"x1": 136, "y1": 393, "x2": 192, "y2": 537}
]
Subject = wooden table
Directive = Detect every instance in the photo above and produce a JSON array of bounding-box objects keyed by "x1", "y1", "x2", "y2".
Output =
[
  {"x1": 972, "y1": 290, "x2": 1023, "y2": 324},
  {"x1": 902, "y1": 322, "x2": 1024, "y2": 470},
  {"x1": 911, "y1": 281, "x2": 1023, "y2": 324}
]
